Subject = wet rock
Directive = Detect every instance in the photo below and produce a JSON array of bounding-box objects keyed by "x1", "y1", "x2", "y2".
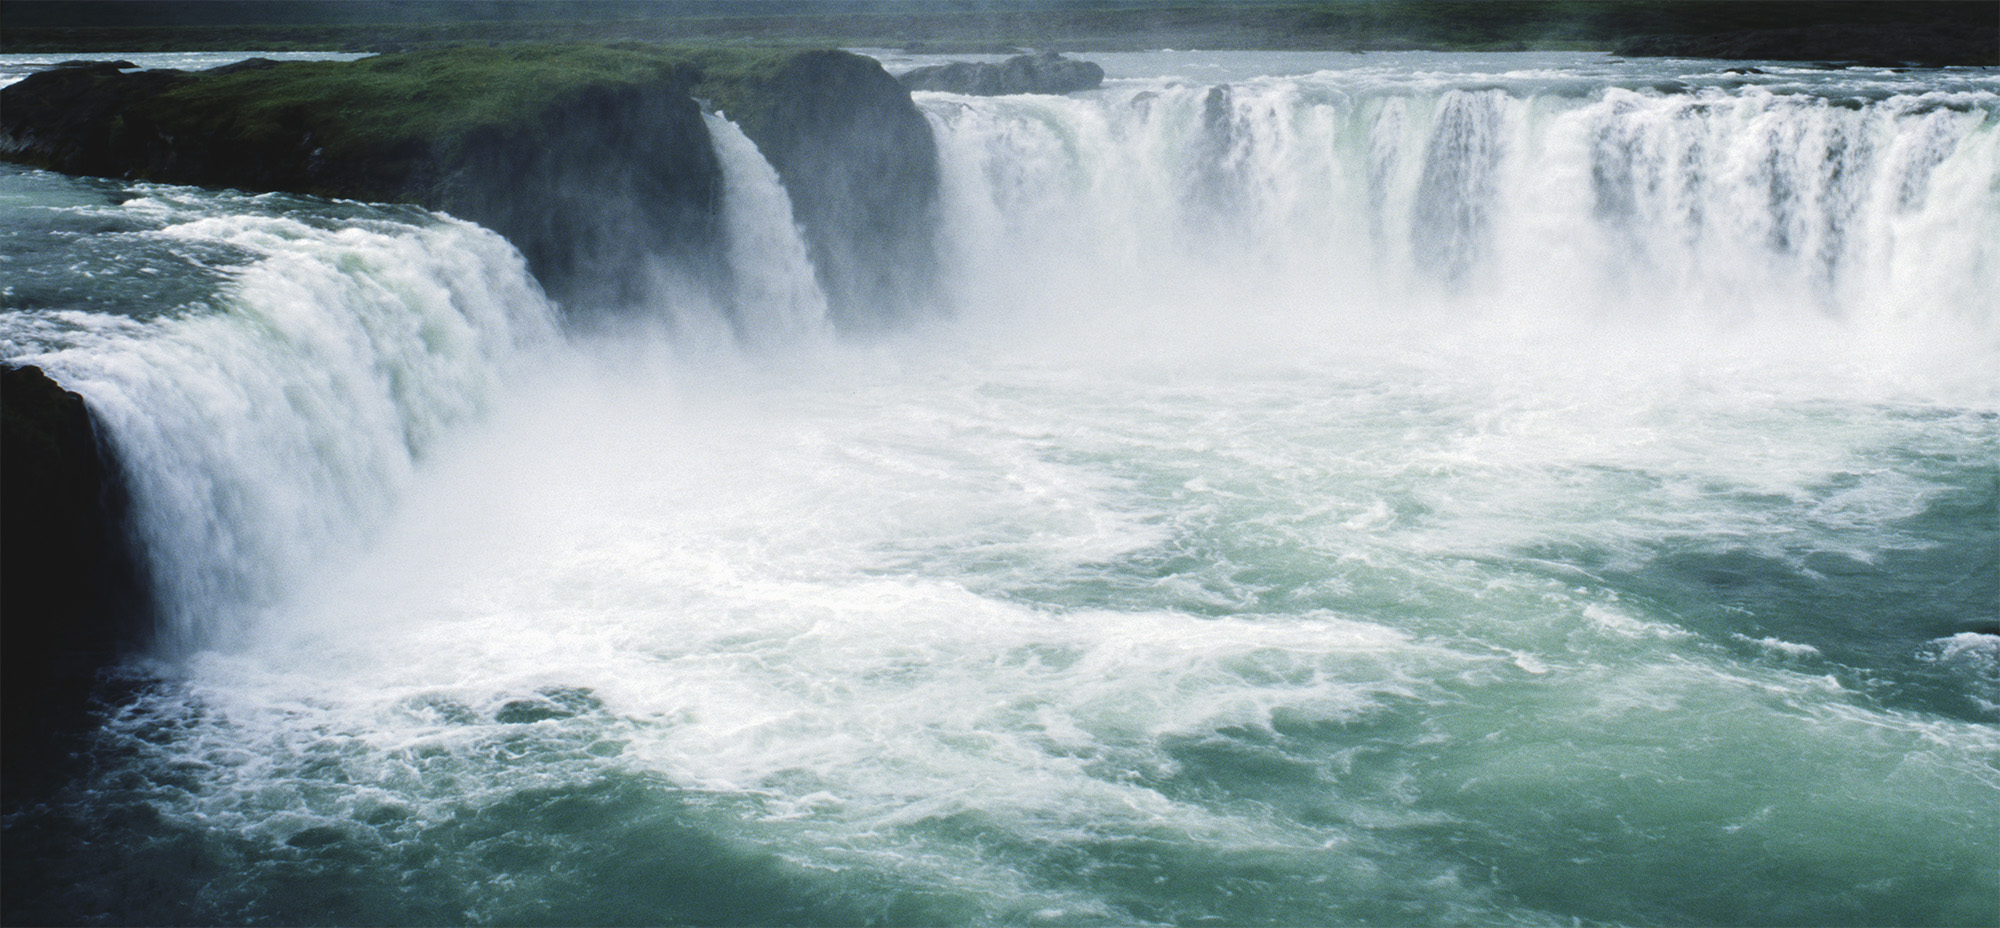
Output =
[
  {"x1": 733, "y1": 50, "x2": 941, "y2": 328},
  {"x1": 440, "y1": 75, "x2": 725, "y2": 314},
  {"x1": 54, "y1": 59, "x2": 138, "y2": 71},
  {"x1": 0, "y1": 51, "x2": 725, "y2": 314},
  {"x1": 1, "y1": 364, "x2": 153, "y2": 806}
]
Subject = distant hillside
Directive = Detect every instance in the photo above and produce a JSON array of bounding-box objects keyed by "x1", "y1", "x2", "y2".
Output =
[{"x1": 2, "y1": 0, "x2": 1993, "y2": 64}]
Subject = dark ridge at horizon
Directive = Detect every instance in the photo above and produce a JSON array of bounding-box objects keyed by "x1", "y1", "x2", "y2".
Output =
[
  {"x1": 3, "y1": 1, "x2": 1993, "y2": 56},
  {"x1": 11, "y1": 1, "x2": 1201, "y2": 28}
]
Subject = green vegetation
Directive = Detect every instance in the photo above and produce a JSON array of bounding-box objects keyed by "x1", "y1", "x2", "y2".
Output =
[
  {"x1": 4, "y1": 2, "x2": 1992, "y2": 55},
  {"x1": 122, "y1": 44, "x2": 791, "y2": 198},
  {"x1": 154, "y1": 45, "x2": 663, "y2": 168},
  {"x1": 671, "y1": 45, "x2": 798, "y2": 126}
]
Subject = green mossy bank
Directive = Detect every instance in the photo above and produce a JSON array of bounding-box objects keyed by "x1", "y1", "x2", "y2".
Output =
[{"x1": 0, "y1": 44, "x2": 938, "y2": 317}]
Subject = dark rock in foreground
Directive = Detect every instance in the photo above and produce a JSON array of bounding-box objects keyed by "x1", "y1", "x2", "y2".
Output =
[
  {"x1": 53, "y1": 59, "x2": 138, "y2": 71},
  {"x1": 1614, "y1": 22, "x2": 1998, "y2": 68},
  {"x1": 2, "y1": 364, "x2": 152, "y2": 807},
  {"x1": 899, "y1": 51, "x2": 1105, "y2": 96}
]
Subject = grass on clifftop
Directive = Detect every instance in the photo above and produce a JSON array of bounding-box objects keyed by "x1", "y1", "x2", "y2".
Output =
[{"x1": 143, "y1": 44, "x2": 793, "y2": 194}]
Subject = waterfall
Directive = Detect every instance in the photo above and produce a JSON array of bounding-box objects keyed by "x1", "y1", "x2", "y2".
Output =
[
  {"x1": 706, "y1": 113, "x2": 833, "y2": 349},
  {"x1": 5, "y1": 54, "x2": 1997, "y2": 928},
  {"x1": 10, "y1": 69, "x2": 1997, "y2": 659},
  {"x1": 2, "y1": 114, "x2": 833, "y2": 654},
  {"x1": 6, "y1": 195, "x2": 559, "y2": 654},
  {"x1": 919, "y1": 77, "x2": 2000, "y2": 338}
]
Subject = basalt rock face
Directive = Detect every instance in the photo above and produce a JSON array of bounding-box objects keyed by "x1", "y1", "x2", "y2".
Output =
[
  {"x1": 439, "y1": 77, "x2": 726, "y2": 314},
  {"x1": 733, "y1": 50, "x2": 941, "y2": 328},
  {"x1": 899, "y1": 51, "x2": 1105, "y2": 96},
  {"x1": 0, "y1": 60, "x2": 415, "y2": 209},
  {"x1": 1, "y1": 364, "x2": 152, "y2": 805}
]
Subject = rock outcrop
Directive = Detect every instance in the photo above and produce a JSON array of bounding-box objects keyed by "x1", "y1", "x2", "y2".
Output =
[
  {"x1": 899, "y1": 51, "x2": 1105, "y2": 96},
  {"x1": 440, "y1": 77, "x2": 727, "y2": 314},
  {"x1": 730, "y1": 50, "x2": 940, "y2": 328}
]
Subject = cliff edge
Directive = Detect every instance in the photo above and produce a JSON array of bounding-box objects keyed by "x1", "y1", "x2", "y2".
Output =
[{"x1": 0, "y1": 45, "x2": 940, "y2": 323}]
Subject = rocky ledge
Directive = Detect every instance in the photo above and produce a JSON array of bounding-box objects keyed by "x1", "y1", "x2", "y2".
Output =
[{"x1": 899, "y1": 51, "x2": 1105, "y2": 96}]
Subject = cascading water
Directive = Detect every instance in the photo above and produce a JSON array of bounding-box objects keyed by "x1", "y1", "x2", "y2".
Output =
[
  {"x1": 0, "y1": 181, "x2": 561, "y2": 654},
  {"x1": 707, "y1": 113, "x2": 834, "y2": 350},
  {"x1": 3, "y1": 51, "x2": 1997, "y2": 928},
  {"x1": 615, "y1": 113, "x2": 834, "y2": 354},
  {"x1": 924, "y1": 62, "x2": 1999, "y2": 336}
]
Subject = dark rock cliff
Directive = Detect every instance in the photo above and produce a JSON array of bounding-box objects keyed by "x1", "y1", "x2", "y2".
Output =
[
  {"x1": 730, "y1": 50, "x2": 941, "y2": 329},
  {"x1": 1, "y1": 364, "x2": 153, "y2": 805},
  {"x1": 441, "y1": 76, "x2": 727, "y2": 315}
]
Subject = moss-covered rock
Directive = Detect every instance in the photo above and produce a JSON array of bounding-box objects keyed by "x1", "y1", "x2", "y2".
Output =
[
  {"x1": 0, "y1": 62, "x2": 194, "y2": 183},
  {"x1": 0, "y1": 49, "x2": 720, "y2": 310},
  {"x1": 435, "y1": 63, "x2": 727, "y2": 314},
  {"x1": 1, "y1": 45, "x2": 702, "y2": 197},
  {"x1": 1, "y1": 46, "x2": 732, "y2": 311}
]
